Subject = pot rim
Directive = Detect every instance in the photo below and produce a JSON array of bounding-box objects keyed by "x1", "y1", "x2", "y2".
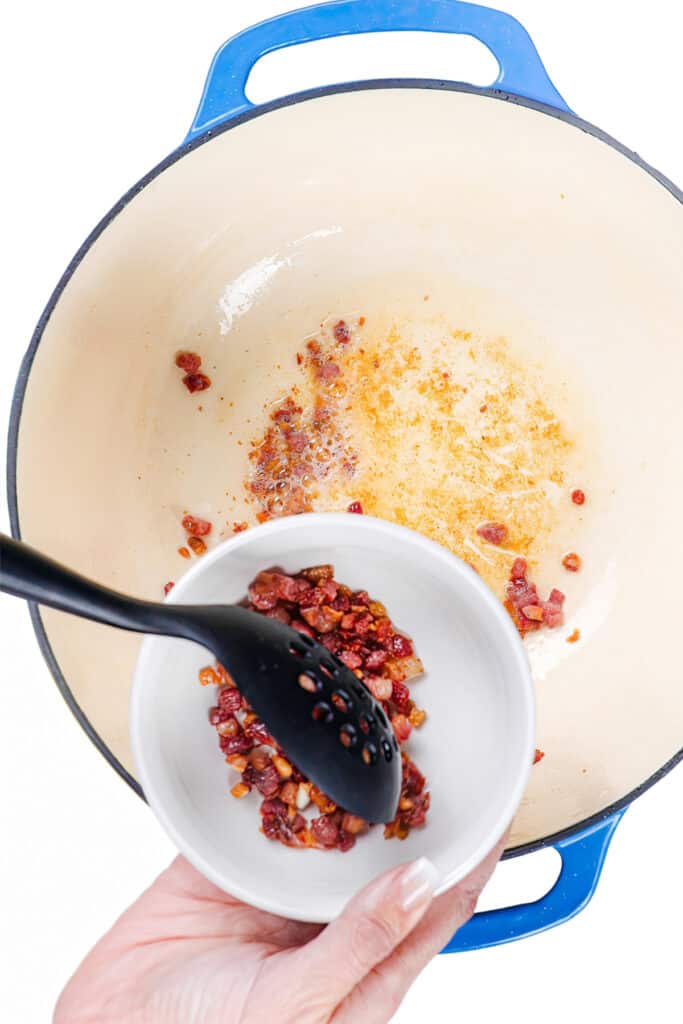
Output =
[{"x1": 7, "y1": 77, "x2": 683, "y2": 858}]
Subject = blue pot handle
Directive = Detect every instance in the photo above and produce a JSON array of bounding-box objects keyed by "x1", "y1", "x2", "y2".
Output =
[
  {"x1": 186, "y1": 0, "x2": 570, "y2": 142},
  {"x1": 442, "y1": 809, "x2": 625, "y2": 953}
]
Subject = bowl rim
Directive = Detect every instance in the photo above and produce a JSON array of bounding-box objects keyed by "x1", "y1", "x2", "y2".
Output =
[
  {"x1": 129, "y1": 512, "x2": 535, "y2": 921},
  {"x1": 7, "y1": 78, "x2": 683, "y2": 859}
]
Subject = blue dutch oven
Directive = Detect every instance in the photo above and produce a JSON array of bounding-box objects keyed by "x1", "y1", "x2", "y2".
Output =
[{"x1": 8, "y1": 0, "x2": 683, "y2": 952}]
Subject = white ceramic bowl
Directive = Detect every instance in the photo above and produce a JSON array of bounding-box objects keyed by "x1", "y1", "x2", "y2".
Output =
[{"x1": 130, "y1": 513, "x2": 534, "y2": 922}]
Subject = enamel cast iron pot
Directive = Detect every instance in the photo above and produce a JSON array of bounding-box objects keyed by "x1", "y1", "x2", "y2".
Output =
[{"x1": 7, "y1": 0, "x2": 683, "y2": 951}]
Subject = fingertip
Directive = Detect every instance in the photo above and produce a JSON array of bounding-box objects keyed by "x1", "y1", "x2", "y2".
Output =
[{"x1": 399, "y1": 857, "x2": 439, "y2": 913}]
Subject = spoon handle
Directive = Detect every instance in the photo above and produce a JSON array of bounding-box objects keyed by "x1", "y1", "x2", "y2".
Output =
[{"x1": 0, "y1": 533, "x2": 185, "y2": 638}]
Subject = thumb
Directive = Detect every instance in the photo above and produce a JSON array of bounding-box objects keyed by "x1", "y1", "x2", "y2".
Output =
[{"x1": 295, "y1": 857, "x2": 439, "y2": 1010}]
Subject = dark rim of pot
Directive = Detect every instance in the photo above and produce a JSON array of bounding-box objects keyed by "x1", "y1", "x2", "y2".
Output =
[{"x1": 7, "y1": 78, "x2": 683, "y2": 859}]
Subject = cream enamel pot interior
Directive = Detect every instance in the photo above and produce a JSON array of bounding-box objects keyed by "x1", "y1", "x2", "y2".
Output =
[{"x1": 7, "y1": 1, "x2": 683, "y2": 949}]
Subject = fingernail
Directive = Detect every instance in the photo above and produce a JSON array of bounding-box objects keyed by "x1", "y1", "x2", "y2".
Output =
[{"x1": 400, "y1": 857, "x2": 439, "y2": 912}]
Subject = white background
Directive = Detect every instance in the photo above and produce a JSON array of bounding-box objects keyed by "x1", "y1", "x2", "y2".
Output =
[{"x1": 1, "y1": 1, "x2": 682, "y2": 1020}]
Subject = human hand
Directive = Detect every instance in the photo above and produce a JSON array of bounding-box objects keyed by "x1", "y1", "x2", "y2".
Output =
[{"x1": 55, "y1": 835, "x2": 506, "y2": 1024}]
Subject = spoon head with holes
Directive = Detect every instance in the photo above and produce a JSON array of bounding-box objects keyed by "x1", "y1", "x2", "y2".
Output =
[{"x1": 201, "y1": 603, "x2": 401, "y2": 823}]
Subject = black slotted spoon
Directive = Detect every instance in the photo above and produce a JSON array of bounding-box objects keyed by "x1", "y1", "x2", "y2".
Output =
[{"x1": 0, "y1": 533, "x2": 401, "y2": 823}]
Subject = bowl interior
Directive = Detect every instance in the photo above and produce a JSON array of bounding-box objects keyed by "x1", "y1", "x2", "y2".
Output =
[{"x1": 131, "y1": 514, "x2": 533, "y2": 921}]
